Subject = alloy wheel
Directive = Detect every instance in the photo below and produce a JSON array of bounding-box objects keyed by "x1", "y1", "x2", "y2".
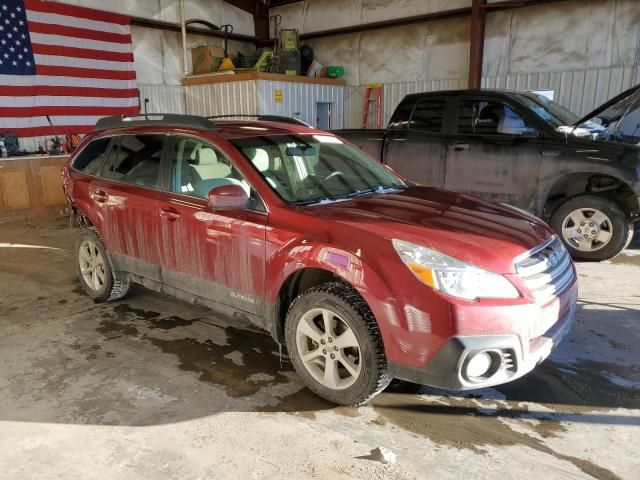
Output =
[
  {"x1": 78, "y1": 239, "x2": 106, "y2": 291},
  {"x1": 295, "y1": 308, "x2": 362, "y2": 390},
  {"x1": 561, "y1": 208, "x2": 613, "y2": 252}
]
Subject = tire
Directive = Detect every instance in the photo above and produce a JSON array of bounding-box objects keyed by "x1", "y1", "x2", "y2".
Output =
[
  {"x1": 285, "y1": 282, "x2": 391, "y2": 406},
  {"x1": 550, "y1": 195, "x2": 633, "y2": 261},
  {"x1": 75, "y1": 229, "x2": 130, "y2": 302}
]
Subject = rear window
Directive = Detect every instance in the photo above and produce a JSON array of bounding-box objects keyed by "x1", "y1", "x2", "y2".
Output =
[
  {"x1": 72, "y1": 137, "x2": 112, "y2": 175},
  {"x1": 102, "y1": 134, "x2": 165, "y2": 188},
  {"x1": 410, "y1": 98, "x2": 446, "y2": 133}
]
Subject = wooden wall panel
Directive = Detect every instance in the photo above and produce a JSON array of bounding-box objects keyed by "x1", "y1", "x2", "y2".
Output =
[
  {"x1": 0, "y1": 170, "x2": 30, "y2": 211},
  {"x1": 0, "y1": 155, "x2": 69, "y2": 220},
  {"x1": 40, "y1": 165, "x2": 66, "y2": 207}
]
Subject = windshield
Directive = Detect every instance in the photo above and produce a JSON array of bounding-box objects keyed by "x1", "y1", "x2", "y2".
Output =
[
  {"x1": 519, "y1": 94, "x2": 580, "y2": 127},
  {"x1": 231, "y1": 134, "x2": 406, "y2": 205},
  {"x1": 571, "y1": 89, "x2": 640, "y2": 145}
]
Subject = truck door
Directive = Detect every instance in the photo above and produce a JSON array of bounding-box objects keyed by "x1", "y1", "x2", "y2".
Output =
[
  {"x1": 445, "y1": 96, "x2": 544, "y2": 209},
  {"x1": 383, "y1": 97, "x2": 447, "y2": 188}
]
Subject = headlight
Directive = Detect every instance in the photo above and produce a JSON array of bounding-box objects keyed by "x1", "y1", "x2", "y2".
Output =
[{"x1": 392, "y1": 239, "x2": 520, "y2": 300}]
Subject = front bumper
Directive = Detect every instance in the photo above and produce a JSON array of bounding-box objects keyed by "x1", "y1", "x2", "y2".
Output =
[{"x1": 388, "y1": 298, "x2": 576, "y2": 390}]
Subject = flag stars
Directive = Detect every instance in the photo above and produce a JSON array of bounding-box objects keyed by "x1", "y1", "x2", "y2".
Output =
[
  {"x1": 26, "y1": 61, "x2": 31, "y2": 66},
  {"x1": 18, "y1": 54, "x2": 22, "y2": 59},
  {"x1": 1, "y1": 5, "x2": 7, "y2": 11},
  {"x1": 12, "y1": 26, "x2": 17, "y2": 32},
  {"x1": 8, "y1": 46, "x2": 13, "y2": 52}
]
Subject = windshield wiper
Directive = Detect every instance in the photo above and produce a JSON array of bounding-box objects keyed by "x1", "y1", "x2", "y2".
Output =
[{"x1": 347, "y1": 184, "x2": 405, "y2": 198}]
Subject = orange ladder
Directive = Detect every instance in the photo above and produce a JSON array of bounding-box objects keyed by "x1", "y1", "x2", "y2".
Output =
[{"x1": 361, "y1": 84, "x2": 383, "y2": 129}]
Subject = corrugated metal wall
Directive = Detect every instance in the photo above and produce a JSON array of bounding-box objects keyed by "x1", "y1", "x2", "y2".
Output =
[
  {"x1": 363, "y1": 67, "x2": 640, "y2": 129},
  {"x1": 257, "y1": 81, "x2": 345, "y2": 129},
  {"x1": 138, "y1": 84, "x2": 186, "y2": 114},
  {"x1": 184, "y1": 81, "x2": 258, "y2": 117}
]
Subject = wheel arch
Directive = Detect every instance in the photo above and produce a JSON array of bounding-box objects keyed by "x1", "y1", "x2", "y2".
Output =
[
  {"x1": 265, "y1": 245, "x2": 395, "y2": 347},
  {"x1": 539, "y1": 172, "x2": 639, "y2": 220}
]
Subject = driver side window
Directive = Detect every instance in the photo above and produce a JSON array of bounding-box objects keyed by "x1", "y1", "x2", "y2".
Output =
[
  {"x1": 169, "y1": 136, "x2": 264, "y2": 211},
  {"x1": 458, "y1": 100, "x2": 536, "y2": 136}
]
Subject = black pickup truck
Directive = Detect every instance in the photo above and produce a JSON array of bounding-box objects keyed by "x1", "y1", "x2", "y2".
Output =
[{"x1": 335, "y1": 86, "x2": 640, "y2": 261}]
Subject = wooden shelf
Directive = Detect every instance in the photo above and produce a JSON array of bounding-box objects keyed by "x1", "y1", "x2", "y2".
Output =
[{"x1": 182, "y1": 71, "x2": 345, "y2": 87}]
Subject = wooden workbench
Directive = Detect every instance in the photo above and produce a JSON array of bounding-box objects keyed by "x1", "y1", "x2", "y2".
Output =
[{"x1": 0, "y1": 155, "x2": 70, "y2": 220}]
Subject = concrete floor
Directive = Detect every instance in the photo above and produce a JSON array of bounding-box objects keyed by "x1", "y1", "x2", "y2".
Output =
[{"x1": 0, "y1": 217, "x2": 638, "y2": 480}]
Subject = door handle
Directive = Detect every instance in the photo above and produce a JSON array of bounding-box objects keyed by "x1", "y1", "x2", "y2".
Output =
[
  {"x1": 159, "y1": 207, "x2": 181, "y2": 221},
  {"x1": 92, "y1": 189, "x2": 109, "y2": 203},
  {"x1": 449, "y1": 143, "x2": 470, "y2": 152}
]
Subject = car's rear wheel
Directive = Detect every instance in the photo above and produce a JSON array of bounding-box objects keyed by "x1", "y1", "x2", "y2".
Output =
[
  {"x1": 285, "y1": 282, "x2": 390, "y2": 405},
  {"x1": 550, "y1": 195, "x2": 633, "y2": 261},
  {"x1": 75, "y1": 229, "x2": 129, "y2": 302}
]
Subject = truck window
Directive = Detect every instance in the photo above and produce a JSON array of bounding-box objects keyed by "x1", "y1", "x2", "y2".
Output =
[
  {"x1": 388, "y1": 100, "x2": 415, "y2": 129},
  {"x1": 409, "y1": 98, "x2": 446, "y2": 133},
  {"x1": 458, "y1": 100, "x2": 535, "y2": 135}
]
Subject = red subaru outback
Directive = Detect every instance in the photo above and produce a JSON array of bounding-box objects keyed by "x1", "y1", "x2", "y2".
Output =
[{"x1": 62, "y1": 114, "x2": 577, "y2": 405}]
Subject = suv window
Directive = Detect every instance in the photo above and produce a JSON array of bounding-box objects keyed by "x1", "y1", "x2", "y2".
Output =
[
  {"x1": 409, "y1": 98, "x2": 446, "y2": 132},
  {"x1": 169, "y1": 136, "x2": 265, "y2": 211},
  {"x1": 72, "y1": 137, "x2": 112, "y2": 175},
  {"x1": 458, "y1": 100, "x2": 536, "y2": 135},
  {"x1": 102, "y1": 134, "x2": 164, "y2": 188}
]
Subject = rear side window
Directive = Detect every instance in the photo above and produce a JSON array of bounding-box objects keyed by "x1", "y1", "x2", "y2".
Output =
[
  {"x1": 410, "y1": 98, "x2": 446, "y2": 132},
  {"x1": 388, "y1": 100, "x2": 415, "y2": 129},
  {"x1": 72, "y1": 137, "x2": 112, "y2": 175},
  {"x1": 102, "y1": 134, "x2": 165, "y2": 188}
]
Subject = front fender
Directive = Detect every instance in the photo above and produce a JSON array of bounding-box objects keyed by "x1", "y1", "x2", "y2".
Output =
[{"x1": 266, "y1": 240, "x2": 416, "y2": 363}]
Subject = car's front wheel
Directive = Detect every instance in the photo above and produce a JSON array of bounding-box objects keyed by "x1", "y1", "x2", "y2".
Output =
[
  {"x1": 285, "y1": 282, "x2": 390, "y2": 406},
  {"x1": 75, "y1": 229, "x2": 130, "y2": 302},
  {"x1": 550, "y1": 195, "x2": 633, "y2": 261}
]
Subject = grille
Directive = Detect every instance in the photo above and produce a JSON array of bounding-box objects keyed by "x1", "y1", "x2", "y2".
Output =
[
  {"x1": 516, "y1": 237, "x2": 575, "y2": 304},
  {"x1": 501, "y1": 350, "x2": 517, "y2": 373}
]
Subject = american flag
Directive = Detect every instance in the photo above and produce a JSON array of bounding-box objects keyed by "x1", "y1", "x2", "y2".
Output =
[{"x1": 0, "y1": 0, "x2": 138, "y2": 139}]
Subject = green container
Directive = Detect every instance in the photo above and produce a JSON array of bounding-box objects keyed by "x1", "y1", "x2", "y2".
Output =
[{"x1": 324, "y1": 65, "x2": 344, "y2": 78}]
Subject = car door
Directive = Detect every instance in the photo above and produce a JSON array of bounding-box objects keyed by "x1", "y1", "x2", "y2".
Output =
[
  {"x1": 383, "y1": 96, "x2": 448, "y2": 188},
  {"x1": 156, "y1": 135, "x2": 268, "y2": 318},
  {"x1": 96, "y1": 133, "x2": 169, "y2": 281},
  {"x1": 444, "y1": 96, "x2": 544, "y2": 208}
]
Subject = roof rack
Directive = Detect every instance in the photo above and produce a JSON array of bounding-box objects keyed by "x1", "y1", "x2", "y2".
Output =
[
  {"x1": 94, "y1": 113, "x2": 217, "y2": 132},
  {"x1": 207, "y1": 114, "x2": 310, "y2": 127}
]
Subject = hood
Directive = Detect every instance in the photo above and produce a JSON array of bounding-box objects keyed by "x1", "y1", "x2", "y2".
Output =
[{"x1": 305, "y1": 187, "x2": 553, "y2": 273}]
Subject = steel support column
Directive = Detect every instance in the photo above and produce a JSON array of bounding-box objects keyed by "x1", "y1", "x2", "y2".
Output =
[{"x1": 468, "y1": 0, "x2": 486, "y2": 89}]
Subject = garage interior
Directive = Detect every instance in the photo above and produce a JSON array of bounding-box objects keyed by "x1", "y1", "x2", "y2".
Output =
[{"x1": 0, "y1": 0, "x2": 639, "y2": 479}]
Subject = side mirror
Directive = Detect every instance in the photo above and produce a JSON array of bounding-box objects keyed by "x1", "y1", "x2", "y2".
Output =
[{"x1": 207, "y1": 184, "x2": 249, "y2": 211}]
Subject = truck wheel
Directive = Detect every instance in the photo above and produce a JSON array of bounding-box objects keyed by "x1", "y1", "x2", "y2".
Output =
[
  {"x1": 285, "y1": 282, "x2": 391, "y2": 406},
  {"x1": 550, "y1": 195, "x2": 633, "y2": 261},
  {"x1": 75, "y1": 229, "x2": 130, "y2": 302}
]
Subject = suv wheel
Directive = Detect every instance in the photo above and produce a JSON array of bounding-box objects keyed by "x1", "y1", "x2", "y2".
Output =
[
  {"x1": 285, "y1": 282, "x2": 391, "y2": 406},
  {"x1": 75, "y1": 229, "x2": 130, "y2": 302},
  {"x1": 550, "y1": 195, "x2": 633, "y2": 261}
]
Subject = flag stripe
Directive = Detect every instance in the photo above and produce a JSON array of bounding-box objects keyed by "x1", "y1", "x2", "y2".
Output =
[
  {"x1": 0, "y1": 73, "x2": 136, "y2": 88},
  {"x1": 0, "y1": 114, "x2": 135, "y2": 129},
  {"x1": 0, "y1": 85, "x2": 139, "y2": 98},
  {"x1": 29, "y1": 32, "x2": 132, "y2": 53},
  {"x1": 31, "y1": 44, "x2": 134, "y2": 62},
  {"x1": 23, "y1": 0, "x2": 130, "y2": 26},
  {"x1": 5, "y1": 125, "x2": 96, "y2": 137},
  {"x1": 0, "y1": 96, "x2": 139, "y2": 107},
  {"x1": 34, "y1": 54, "x2": 134, "y2": 72},
  {"x1": 36, "y1": 65, "x2": 137, "y2": 80},
  {"x1": 28, "y1": 22, "x2": 132, "y2": 44},
  {"x1": 0, "y1": 106, "x2": 139, "y2": 117},
  {"x1": 26, "y1": 10, "x2": 130, "y2": 36}
]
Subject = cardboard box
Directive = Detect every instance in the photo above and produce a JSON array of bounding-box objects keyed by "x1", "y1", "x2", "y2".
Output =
[{"x1": 191, "y1": 45, "x2": 225, "y2": 75}]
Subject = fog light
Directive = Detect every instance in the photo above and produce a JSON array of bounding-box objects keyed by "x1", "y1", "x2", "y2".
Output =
[{"x1": 466, "y1": 351, "x2": 493, "y2": 378}]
